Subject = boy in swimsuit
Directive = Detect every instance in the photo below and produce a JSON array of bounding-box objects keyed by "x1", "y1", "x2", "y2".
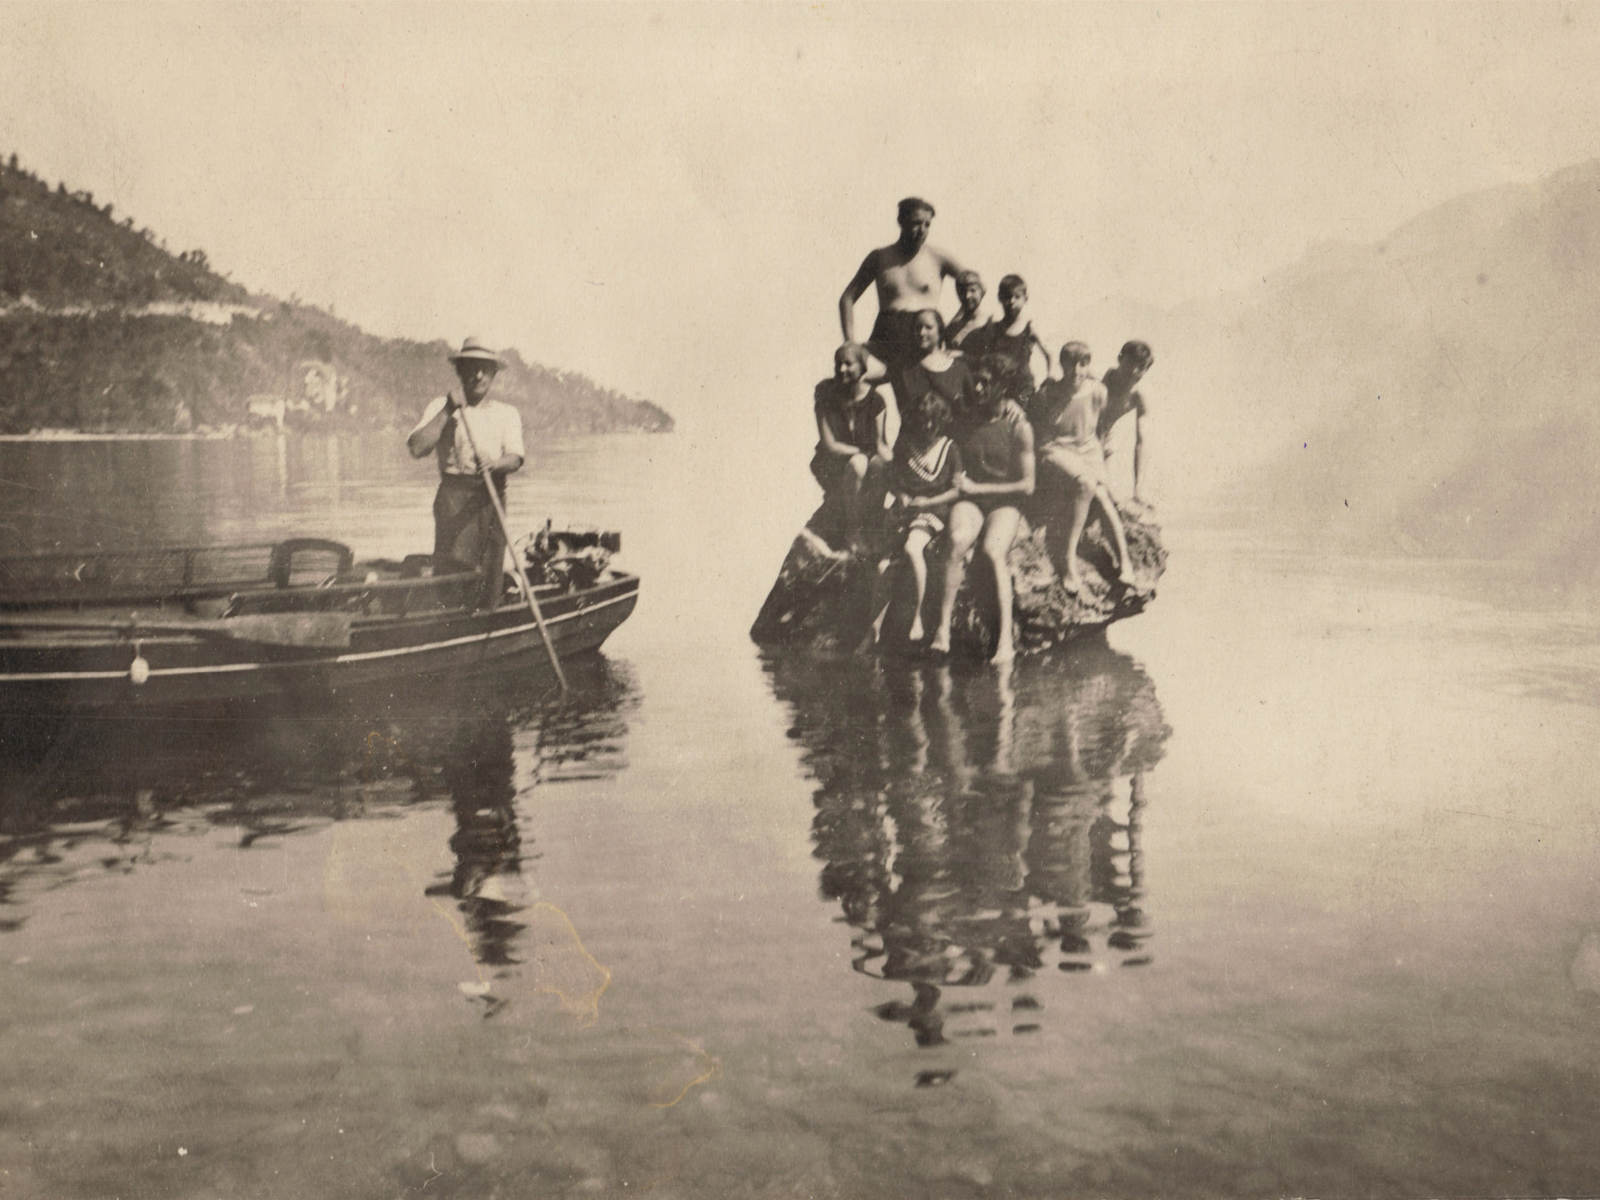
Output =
[
  {"x1": 810, "y1": 343, "x2": 892, "y2": 555},
  {"x1": 1032, "y1": 342, "x2": 1137, "y2": 595},
  {"x1": 868, "y1": 392, "x2": 963, "y2": 647},
  {"x1": 1097, "y1": 340, "x2": 1155, "y2": 511},
  {"x1": 931, "y1": 355, "x2": 1035, "y2": 664},
  {"x1": 976, "y1": 275, "x2": 1056, "y2": 399}
]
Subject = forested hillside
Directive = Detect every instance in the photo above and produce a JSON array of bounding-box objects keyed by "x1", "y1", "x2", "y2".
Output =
[{"x1": 0, "y1": 154, "x2": 673, "y2": 436}]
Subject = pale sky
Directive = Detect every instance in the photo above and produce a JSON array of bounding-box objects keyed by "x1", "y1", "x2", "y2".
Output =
[{"x1": 4, "y1": 2, "x2": 1600, "y2": 439}]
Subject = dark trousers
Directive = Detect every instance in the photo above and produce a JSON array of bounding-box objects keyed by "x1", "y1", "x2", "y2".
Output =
[{"x1": 433, "y1": 473, "x2": 507, "y2": 610}]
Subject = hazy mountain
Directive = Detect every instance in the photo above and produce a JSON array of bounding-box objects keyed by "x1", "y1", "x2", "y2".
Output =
[
  {"x1": 0, "y1": 154, "x2": 673, "y2": 436},
  {"x1": 1072, "y1": 158, "x2": 1600, "y2": 578}
]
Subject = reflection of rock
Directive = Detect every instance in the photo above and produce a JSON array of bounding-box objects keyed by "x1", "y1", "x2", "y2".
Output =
[
  {"x1": 764, "y1": 642, "x2": 1169, "y2": 1057},
  {"x1": 750, "y1": 502, "x2": 1165, "y2": 657}
]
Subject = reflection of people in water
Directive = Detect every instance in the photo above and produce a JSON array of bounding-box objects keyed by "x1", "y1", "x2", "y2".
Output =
[
  {"x1": 769, "y1": 639, "x2": 1168, "y2": 1059},
  {"x1": 426, "y1": 713, "x2": 525, "y2": 976}
]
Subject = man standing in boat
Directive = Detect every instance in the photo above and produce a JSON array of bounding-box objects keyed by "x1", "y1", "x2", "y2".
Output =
[
  {"x1": 839, "y1": 197, "x2": 969, "y2": 374},
  {"x1": 407, "y1": 337, "x2": 526, "y2": 608}
]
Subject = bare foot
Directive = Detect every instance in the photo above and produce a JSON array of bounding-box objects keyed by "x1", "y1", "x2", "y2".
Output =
[
  {"x1": 927, "y1": 633, "x2": 951, "y2": 658},
  {"x1": 1060, "y1": 573, "x2": 1084, "y2": 596},
  {"x1": 1117, "y1": 567, "x2": 1141, "y2": 590},
  {"x1": 908, "y1": 618, "x2": 926, "y2": 643},
  {"x1": 989, "y1": 639, "x2": 1015, "y2": 665}
]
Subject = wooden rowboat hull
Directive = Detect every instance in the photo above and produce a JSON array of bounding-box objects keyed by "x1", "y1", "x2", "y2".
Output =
[{"x1": 0, "y1": 572, "x2": 638, "y2": 713}]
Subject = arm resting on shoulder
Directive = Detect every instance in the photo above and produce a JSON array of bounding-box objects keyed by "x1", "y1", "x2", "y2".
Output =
[
  {"x1": 838, "y1": 254, "x2": 876, "y2": 343},
  {"x1": 937, "y1": 247, "x2": 968, "y2": 284},
  {"x1": 1032, "y1": 330, "x2": 1060, "y2": 382}
]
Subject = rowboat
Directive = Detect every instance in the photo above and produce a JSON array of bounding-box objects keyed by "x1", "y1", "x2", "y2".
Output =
[{"x1": 0, "y1": 531, "x2": 638, "y2": 712}]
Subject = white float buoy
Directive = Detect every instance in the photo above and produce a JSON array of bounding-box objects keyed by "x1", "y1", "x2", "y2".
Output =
[{"x1": 129, "y1": 641, "x2": 150, "y2": 686}]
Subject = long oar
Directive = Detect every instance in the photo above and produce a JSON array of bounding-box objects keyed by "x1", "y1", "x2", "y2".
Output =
[{"x1": 448, "y1": 396, "x2": 568, "y2": 691}]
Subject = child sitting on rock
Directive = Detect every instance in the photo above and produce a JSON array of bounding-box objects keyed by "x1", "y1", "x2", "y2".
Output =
[
  {"x1": 810, "y1": 342, "x2": 892, "y2": 555},
  {"x1": 1031, "y1": 341, "x2": 1137, "y2": 594},
  {"x1": 932, "y1": 355, "x2": 1036, "y2": 663},
  {"x1": 868, "y1": 391, "x2": 963, "y2": 647}
]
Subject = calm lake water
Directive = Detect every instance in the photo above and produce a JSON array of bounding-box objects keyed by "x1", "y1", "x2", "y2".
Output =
[{"x1": 2, "y1": 432, "x2": 1599, "y2": 1199}]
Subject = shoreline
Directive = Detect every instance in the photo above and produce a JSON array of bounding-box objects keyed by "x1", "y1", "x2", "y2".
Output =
[
  {"x1": 0, "y1": 426, "x2": 670, "y2": 443},
  {"x1": 0, "y1": 430, "x2": 258, "y2": 442}
]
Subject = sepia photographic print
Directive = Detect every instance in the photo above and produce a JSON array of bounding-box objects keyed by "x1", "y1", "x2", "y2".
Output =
[{"x1": 2, "y1": 4, "x2": 1599, "y2": 1197}]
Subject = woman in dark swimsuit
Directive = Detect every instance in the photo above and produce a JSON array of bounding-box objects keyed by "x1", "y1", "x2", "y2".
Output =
[
  {"x1": 930, "y1": 354, "x2": 1035, "y2": 664},
  {"x1": 811, "y1": 342, "x2": 892, "y2": 553},
  {"x1": 945, "y1": 270, "x2": 992, "y2": 352},
  {"x1": 892, "y1": 309, "x2": 980, "y2": 433}
]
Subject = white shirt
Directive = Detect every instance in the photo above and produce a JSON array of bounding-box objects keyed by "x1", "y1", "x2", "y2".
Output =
[{"x1": 410, "y1": 395, "x2": 526, "y2": 476}]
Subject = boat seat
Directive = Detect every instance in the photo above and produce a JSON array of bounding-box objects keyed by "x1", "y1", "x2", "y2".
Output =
[
  {"x1": 0, "y1": 543, "x2": 282, "y2": 609},
  {"x1": 225, "y1": 568, "x2": 482, "y2": 618},
  {"x1": 268, "y1": 538, "x2": 354, "y2": 589}
]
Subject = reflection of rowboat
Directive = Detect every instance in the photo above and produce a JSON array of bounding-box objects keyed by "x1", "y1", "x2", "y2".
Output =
[{"x1": 0, "y1": 533, "x2": 637, "y2": 712}]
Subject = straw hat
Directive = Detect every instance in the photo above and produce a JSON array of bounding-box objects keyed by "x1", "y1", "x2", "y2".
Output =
[{"x1": 449, "y1": 337, "x2": 503, "y2": 369}]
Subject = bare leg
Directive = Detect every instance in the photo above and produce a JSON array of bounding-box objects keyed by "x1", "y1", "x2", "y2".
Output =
[
  {"x1": 1058, "y1": 478, "x2": 1095, "y2": 595},
  {"x1": 865, "y1": 555, "x2": 894, "y2": 648},
  {"x1": 1091, "y1": 484, "x2": 1138, "y2": 586},
  {"x1": 930, "y1": 500, "x2": 983, "y2": 655},
  {"x1": 859, "y1": 457, "x2": 890, "y2": 554},
  {"x1": 843, "y1": 453, "x2": 869, "y2": 549},
  {"x1": 1034, "y1": 453, "x2": 1068, "y2": 565},
  {"x1": 902, "y1": 526, "x2": 933, "y2": 642},
  {"x1": 979, "y1": 505, "x2": 1023, "y2": 664}
]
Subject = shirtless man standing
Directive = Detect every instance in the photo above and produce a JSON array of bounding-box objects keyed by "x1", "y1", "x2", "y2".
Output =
[
  {"x1": 838, "y1": 197, "x2": 968, "y2": 373},
  {"x1": 1097, "y1": 340, "x2": 1155, "y2": 509}
]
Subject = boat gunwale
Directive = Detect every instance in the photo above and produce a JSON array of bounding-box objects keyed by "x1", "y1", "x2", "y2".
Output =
[
  {"x1": 0, "y1": 575, "x2": 640, "y2": 690},
  {"x1": 0, "y1": 570, "x2": 640, "y2": 649}
]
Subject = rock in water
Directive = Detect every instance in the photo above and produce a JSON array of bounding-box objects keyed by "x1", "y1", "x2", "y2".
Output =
[{"x1": 750, "y1": 500, "x2": 1166, "y2": 656}]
